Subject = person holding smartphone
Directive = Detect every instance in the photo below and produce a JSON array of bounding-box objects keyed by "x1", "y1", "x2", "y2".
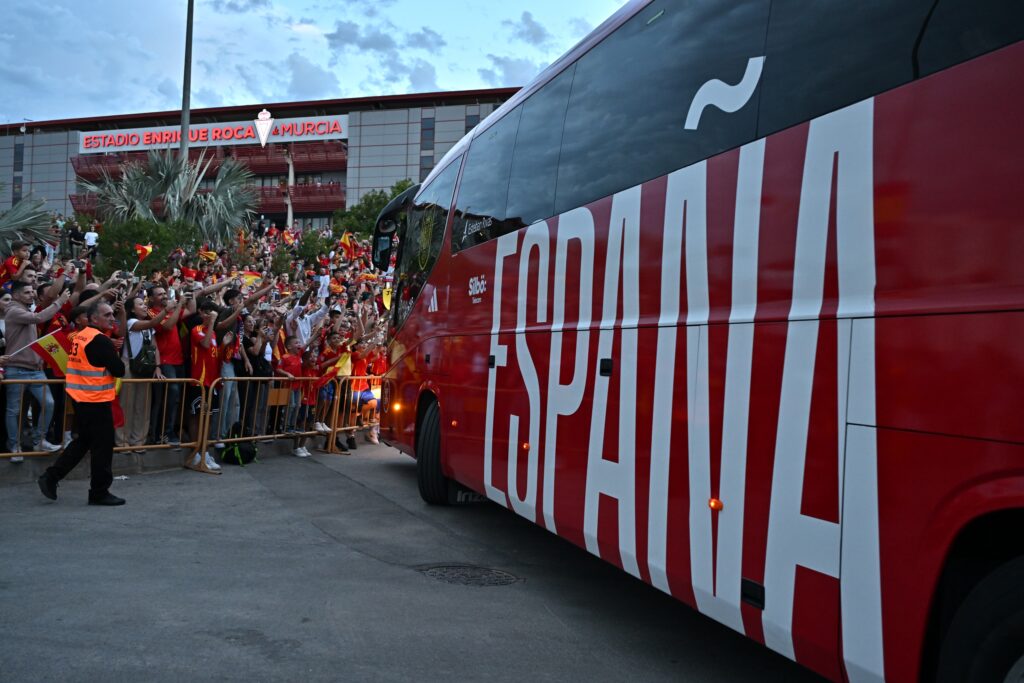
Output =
[{"x1": 147, "y1": 286, "x2": 186, "y2": 446}]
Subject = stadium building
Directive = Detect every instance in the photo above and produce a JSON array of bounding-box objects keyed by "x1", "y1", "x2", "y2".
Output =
[{"x1": 0, "y1": 87, "x2": 516, "y2": 227}]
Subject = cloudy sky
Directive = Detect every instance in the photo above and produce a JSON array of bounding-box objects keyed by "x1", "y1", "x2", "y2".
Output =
[{"x1": 1, "y1": 0, "x2": 628, "y2": 124}]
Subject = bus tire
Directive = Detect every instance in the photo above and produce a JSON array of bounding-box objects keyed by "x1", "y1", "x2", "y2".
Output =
[
  {"x1": 937, "y1": 555, "x2": 1024, "y2": 683},
  {"x1": 416, "y1": 400, "x2": 449, "y2": 505}
]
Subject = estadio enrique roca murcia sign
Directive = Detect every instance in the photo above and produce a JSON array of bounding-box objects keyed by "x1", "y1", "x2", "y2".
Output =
[{"x1": 78, "y1": 111, "x2": 348, "y2": 153}]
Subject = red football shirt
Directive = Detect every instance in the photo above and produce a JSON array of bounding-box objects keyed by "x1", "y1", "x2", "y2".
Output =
[
  {"x1": 1, "y1": 256, "x2": 22, "y2": 286},
  {"x1": 278, "y1": 353, "x2": 302, "y2": 390},
  {"x1": 301, "y1": 367, "x2": 318, "y2": 405},
  {"x1": 190, "y1": 326, "x2": 220, "y2": 387},
  {"x1": 351, "y1": 350, "x2": 370, "y2": 392},
  {"x1": 149, "y1": 307, "x2": 184, "y2": 365}
]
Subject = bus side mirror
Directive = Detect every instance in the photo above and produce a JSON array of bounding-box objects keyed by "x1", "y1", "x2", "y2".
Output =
[
  {"x1": 372, "y1": 183, "x2": 420, "y2": 272},
  {"x1": 372, "y1": 230, "x2": 392, "y2": 271}
]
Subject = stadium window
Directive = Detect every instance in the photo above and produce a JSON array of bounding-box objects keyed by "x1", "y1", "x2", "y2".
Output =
[
  {"x1": 451, "y1": 105, "x2": 523, "y2": 252},
  {"x1": 421, "y1": 117, "x2": 435, "y2": 152},
  {"x1": 13, "y1": 143, "x2": 24, "y2": 173},
  {"x1": 554, "y1": 0, "x2": 770, "y2": 215},
  {"x1": 505, "y1": 65, "x2": 575, "y2": 232},
  {"x1": 915, "y1": 0, "x2": 1024, "y2": 78}
]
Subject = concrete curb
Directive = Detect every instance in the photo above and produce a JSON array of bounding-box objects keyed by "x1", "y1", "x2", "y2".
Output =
[{"x1": 0, "y1": 447, "x2": 188, "y2": 485}]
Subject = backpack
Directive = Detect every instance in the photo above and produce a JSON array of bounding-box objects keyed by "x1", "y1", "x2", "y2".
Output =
[
  {"x1": 128, "y1": 327, "x2": 158, "y2": 377},
  {"x1": 220, "y1": 421, "x2": 258, "y2": 466}
]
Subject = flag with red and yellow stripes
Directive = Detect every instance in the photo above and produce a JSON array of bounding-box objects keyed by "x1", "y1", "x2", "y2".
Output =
[
  {"x1": 29, "y1": 328, "x2": 72, "y2": 374},
  {"x1": 134, "y1": 243, "x2": 154, "y2": 262}
]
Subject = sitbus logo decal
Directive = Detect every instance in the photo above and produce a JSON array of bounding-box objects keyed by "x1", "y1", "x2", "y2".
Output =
[
  {"x1": 480, "y1": 99, "x2": 885, "y2": 681},
  {"x1": 468, "y1": 274, "x2": 487, "y2": 300}
]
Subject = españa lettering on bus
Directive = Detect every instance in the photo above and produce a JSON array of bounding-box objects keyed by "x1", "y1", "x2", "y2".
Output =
[{"x1": 481, "y1": 99, "x2": 883, "y2": 670}]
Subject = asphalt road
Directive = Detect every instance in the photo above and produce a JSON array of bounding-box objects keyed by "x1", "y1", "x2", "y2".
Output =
[{"x1": 0, "y1": 443, "x2": 826, "y2": 682}]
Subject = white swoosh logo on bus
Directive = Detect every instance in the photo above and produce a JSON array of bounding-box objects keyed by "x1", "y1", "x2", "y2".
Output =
[{"x1": 684, "y1": 56, "x2": 765, "y2": 130}]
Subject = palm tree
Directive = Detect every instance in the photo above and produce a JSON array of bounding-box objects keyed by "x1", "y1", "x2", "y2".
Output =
[
  {"x1": 81, "y1": 149, "x2": 258, "y2": 245},
  {"x1": 0, "y1": 184, "x2": 55, "y2": 253}
]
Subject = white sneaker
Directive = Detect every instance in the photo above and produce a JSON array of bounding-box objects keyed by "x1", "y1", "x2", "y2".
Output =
[
  {"x1": 63, "y1": 431, "x2": 73, "y2": 447},
  {"x1": 365, "y1": 430, "x2": 379, "y2": 445},
  {"x1": 214, "y1": 442, "x2": 226, "y2": 449},
  {"x1": 293, "y1": 447, "x2": 310, "y2": 458},
  {"x1": 203, "y1": 451, "x2": 222, "y2": 471},
  {"x1": 314, "y1": 422, "x2": 329, "y2": 434},
  {"x1": 10, "y1": 454, "x2": 24, "y2": 463},
  {"x1": 39, "y1": 439, "x2": 62, "y2": 453},
  {"x1": 189, "y1": 452, "x2": 201, "y2": 468}
]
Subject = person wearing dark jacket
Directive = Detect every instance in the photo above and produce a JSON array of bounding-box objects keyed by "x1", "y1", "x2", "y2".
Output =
[{"x1": 38, "y1": 300, "x2": 126, "y2": 506}]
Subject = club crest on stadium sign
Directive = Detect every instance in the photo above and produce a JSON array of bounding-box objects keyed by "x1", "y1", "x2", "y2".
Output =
[{"x1": 254, "y1": 109, "x2": 274, "y2": 147}]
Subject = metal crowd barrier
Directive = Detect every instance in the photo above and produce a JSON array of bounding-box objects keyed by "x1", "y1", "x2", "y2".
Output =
[
  {"x1": 0, "y1": 377, "x2": 205, "y2": 460},
  {"x1": 0, "y1": 375, "x2": 381, "y2": 475},
  {"x1": 193, "y1": 375, "x2": 382, "y2": 473}
]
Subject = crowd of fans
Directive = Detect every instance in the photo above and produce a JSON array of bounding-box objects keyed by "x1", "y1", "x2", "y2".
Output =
[{"x1": 0, "y1": 213, "x2": 389, "y2": 470}]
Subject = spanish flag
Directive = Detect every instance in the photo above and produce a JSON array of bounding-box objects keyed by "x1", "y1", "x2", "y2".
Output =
[
  {"x1": 198, "y1": 249, "x2": 218, "y2": 262},
  {"x1": 282, "y1": 230, "x2": 296, "y2": 246},
  {"x1": 241, "y1": 270, "x2": 262, "y2": 287},
  {"x1": 30, "y1": 329, "x2": 72, "y2": 374},
  {"x1": 339, "y1": 232, "x2": 356, "y2": 260},
  {"x1": 134, "y1": 244, "x2": 154, "y2": 262},
  {"x1": 272, "y1": 327, "x2": 287, "y2": 363}
]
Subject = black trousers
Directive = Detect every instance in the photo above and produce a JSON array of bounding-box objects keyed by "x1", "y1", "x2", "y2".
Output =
[
  {"x1": 45, "y1": 400, "x2": 114, "y2": 495},
  {"x1": 45, "y1": 368, "x2": 67, "y2": 444}
]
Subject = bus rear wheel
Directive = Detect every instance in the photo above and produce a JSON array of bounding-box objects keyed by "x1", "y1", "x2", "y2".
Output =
[
  {"x1": 416, "y1": 400, "x2": 450, "y2": 505},
  {"x1": 937, "y1": 556, "x2": 1024, "y2": 683}
]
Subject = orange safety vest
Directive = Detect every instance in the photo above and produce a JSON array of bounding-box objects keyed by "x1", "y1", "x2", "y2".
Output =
[{"x1": 65, "y1": 327, "x2": 116, "y2": 402}]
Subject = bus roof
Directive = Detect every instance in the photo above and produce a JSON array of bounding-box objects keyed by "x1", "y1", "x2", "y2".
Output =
[{"x1": 422, "y1": 0, "x2": 650, "y2": 188}]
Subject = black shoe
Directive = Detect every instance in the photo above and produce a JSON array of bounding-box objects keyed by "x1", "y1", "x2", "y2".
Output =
[
  {"x1": 88, "y1": 492, "x2": 125, "y2": 506},
  {"x1": 346, "y1": 436, "x2": 357, "y2": 450},
  {"x1": 37, "y1": 474, "x2": 58, "y2": 501}
]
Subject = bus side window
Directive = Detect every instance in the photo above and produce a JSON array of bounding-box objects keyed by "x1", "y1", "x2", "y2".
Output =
[
  {"x1": 505, "y1": 65, "x2": 576, "y2": 232},
  {"x1": 728, "y1": 0, "x2": 1022, "y2": 140},
  {"x1": 554, "y1": 0, "x2": 771, "y2": 216},
  {"x1": 451, "y1": 106, "x2": 523, "y2": 252},
  {"x1": 916, "y1": 0, "x2": 1024, "y2": 78}
]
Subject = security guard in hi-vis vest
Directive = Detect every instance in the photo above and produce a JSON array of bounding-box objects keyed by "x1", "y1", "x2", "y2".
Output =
[{"x1": 38, "y1": 301, "x2": 126, "y2": 506}]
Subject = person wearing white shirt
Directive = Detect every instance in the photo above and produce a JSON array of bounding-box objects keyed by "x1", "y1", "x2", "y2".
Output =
[
  {"x1": 84, "y1": 229, "x2": 99, "y2": 259},
  {"x1": 285, "y1": 291, "x2": 328, "y2": 348}
]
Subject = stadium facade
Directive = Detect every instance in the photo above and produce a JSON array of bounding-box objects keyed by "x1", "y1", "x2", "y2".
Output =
[{"x1": 0, "y1": 87, "x2": 516, "y2": 227}]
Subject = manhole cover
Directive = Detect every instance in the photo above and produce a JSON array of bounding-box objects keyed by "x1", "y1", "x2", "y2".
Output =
[{"x1": 417, "y1": 564, "x2": 520, "y2": 586}]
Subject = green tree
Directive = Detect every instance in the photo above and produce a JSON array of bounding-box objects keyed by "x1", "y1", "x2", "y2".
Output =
[
  {"x1": 333, "y1": 178, "x2": 414, "y2": 240},
  {"x1": 269, "y1": 247, "x2": 292, "y2": 276},
  {"x1": 80, "y1": 149, "x2": 258, "y2": 246},
  {"x1": 93, "y1": 217, "x2": 199, "y2": 279},
  {"x1": 296, "y1": 230, "x2": 332, "y2": 265}
]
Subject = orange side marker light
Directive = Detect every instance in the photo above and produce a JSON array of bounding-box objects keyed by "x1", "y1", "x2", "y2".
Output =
[{"x1": 708, "y1": 497, "x2": 724, "y2": 512}]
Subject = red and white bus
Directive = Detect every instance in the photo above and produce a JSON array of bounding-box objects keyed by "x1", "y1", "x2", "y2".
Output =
[{"x1": 372, "y1": 1, "x2": 1024, "y2": 680}]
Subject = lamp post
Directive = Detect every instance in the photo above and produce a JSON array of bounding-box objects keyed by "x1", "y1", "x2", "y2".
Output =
[{"x1": 179, "y1": 0, "x2": 195, "y2": 156}]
